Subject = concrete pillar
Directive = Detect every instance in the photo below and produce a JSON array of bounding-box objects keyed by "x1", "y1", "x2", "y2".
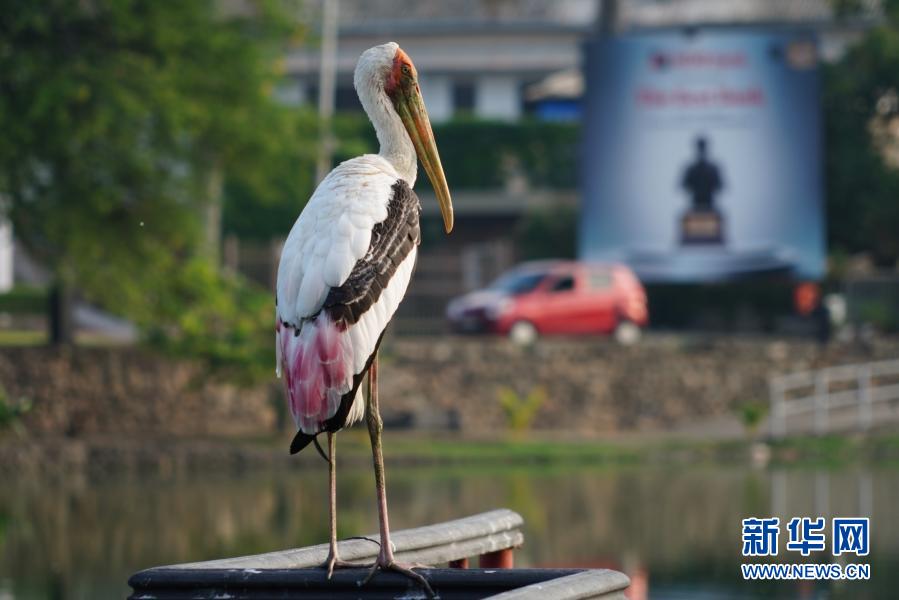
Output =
[{"x1": 0, "y1": 215, "x2": 12, "y2": 292}]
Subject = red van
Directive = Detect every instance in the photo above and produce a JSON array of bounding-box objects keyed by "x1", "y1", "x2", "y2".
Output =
[{"x1": 446, "y1": 261, "x2": 648, "y2": 344}]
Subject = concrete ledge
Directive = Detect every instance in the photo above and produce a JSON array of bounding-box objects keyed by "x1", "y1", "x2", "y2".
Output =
[{"x1": 157, "y1": 508, "x2": 523, "y2": 570}]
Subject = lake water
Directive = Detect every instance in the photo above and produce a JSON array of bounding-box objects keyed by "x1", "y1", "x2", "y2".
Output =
[{"x1": 1, "y1": 462, "x2": 895, "y2": 599}]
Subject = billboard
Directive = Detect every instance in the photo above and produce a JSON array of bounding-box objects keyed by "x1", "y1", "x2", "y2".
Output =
[{"x1": 580, "y1": 29, "x2": 825, "y2": 282}]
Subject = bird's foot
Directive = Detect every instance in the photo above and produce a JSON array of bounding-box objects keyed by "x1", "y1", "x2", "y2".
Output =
[
  {"x1": 321, "y1": 536, "x2": 382, "y2": 578},
  {"x1": 321, "y1": 554, "x2": 370, "y2": 580},
  {"x1": 360, "y1": 554, "x2": 436, "y2": 599}
]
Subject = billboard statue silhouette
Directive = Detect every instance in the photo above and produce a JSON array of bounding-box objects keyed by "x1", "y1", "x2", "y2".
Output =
[{"x1": 680, "y1": 136, "x2": 725, "y2": 245}]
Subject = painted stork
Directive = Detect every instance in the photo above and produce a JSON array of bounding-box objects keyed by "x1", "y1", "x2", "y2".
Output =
[{"x1": 275, "y1": 42, "x2": 452, "y2": 593}]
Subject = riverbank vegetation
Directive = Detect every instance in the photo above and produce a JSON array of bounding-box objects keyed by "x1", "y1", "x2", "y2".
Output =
[{"x1": 5, "y1": 429, "x2": 899, "y2": 480}]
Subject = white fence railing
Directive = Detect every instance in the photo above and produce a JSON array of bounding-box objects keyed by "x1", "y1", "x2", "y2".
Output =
[{"x1": 769, "y1": 359, "x2": 899, "y2": 438}]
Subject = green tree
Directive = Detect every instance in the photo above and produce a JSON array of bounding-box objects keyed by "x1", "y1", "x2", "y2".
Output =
[
  {"x1": 223, "y1": 112, "x2": 374, "y2": 241},
  {"x1": 825, "y1": 0, "x2": 899, "y2": 266},
  {"x1": 423, "y1": 119, "x2": 579, "y2": 190},
  {"x1": 0, "y1": 0, "x2": 303, "y2": 369}
]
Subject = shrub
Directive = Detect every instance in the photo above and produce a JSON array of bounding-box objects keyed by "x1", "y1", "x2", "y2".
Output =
[
  {"x1": 0, "y1": 286, "x2": 47, "y2": 315},
  {"x1": 497, "y1": 386, "x2": 547, "y2": 433}
]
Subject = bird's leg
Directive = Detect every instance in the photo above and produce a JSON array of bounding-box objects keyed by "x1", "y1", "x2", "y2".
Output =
[
  {"x1": 362, "y1": 353, "x2": 435, "y2": 598},
  {"x1": 320, "y1": 432, "x2": 361, "y2": 578}
]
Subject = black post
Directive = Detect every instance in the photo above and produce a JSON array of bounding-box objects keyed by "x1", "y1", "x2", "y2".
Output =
[{"x1": 48, "y1": 281, "x2": 74, "y2": 345}]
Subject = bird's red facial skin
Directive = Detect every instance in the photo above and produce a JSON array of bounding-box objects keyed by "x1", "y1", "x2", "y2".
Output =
[{"x1": 385, "y1": 48, "x2": 416, "y2": 98}]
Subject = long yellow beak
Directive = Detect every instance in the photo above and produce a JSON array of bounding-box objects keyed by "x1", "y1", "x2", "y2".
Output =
[{"x1": 393, "y1": 83, "x2": 453, "y2": 233}]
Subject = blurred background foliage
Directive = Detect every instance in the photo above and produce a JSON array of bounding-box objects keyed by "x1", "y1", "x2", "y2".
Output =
[
  {"x1": 424, "y1": 119, "x2": 579, "y2": 190},
  {"x1": 0, "y1": 285, "x2": 46, "y2": 315},
  {"x1": 222, "y1": 111, "x2": 373, "y2": 241},
  {"x1": 140, "y1": 258, "x2": 275, "y2": 382},
  {"x1": 0, "y1": 0, "x2": 306, "y2": 377},
  {"x1": 260, "y1": 115, "x2": 582, "y2": 194},
  {"x1": 824, "y1": 0, "x2": 899, "y2": 267}
]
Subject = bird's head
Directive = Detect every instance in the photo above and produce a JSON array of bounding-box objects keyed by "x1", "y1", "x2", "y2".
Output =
[{"x1": 355, "y1": 42, "x2": 453, "y2": 233}]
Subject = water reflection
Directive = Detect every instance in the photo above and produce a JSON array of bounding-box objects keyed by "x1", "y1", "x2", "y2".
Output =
[{"x1": 1, "y1": 464, "x2": 895, "y2": 599}]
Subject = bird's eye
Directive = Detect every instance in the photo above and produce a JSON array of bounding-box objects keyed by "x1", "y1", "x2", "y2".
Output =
[{"x1": 401, "y1": 64, "x2": 411, "y2": 76}]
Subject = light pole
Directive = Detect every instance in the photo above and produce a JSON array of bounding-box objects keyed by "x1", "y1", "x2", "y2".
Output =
[{"x1": 316, "y1": 0, "x2": 339, "y2": 183}]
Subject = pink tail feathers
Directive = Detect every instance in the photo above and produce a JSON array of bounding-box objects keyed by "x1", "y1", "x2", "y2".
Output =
[{"x1": 277, "y1": 313, "x2": 354, "y2": 433}]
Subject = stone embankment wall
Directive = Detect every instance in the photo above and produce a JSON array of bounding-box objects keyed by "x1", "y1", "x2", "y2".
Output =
[
  {"x1": 376, "y1": 336, "x2": 899, "y2": 434},
  {"x1": 1, "y1": 336, "x2": 897, "y2": 439},
  {"x1": 0, "y1": 347, "x2": 278, "y2": 438}
]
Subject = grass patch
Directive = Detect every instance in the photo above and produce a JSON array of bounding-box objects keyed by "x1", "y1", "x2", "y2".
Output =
[
  {"x1": 327, "y1": 431, "x2": 644, "y2": 467},
  {"x1": 0, "y1": 330, "x2": 137, "y2": 347},
  {"x1": 11, "y1": 428, "x2": 899, "y2": 474},
  {"x1": 0, "y1": 330, "x2": 46, "y2": 346},
  {"x1": 329, "y1": 430, "x2": 899, "y2": 468},
  {"x1": 768, "y1": 432, "x2": 899, "y2": 467}
]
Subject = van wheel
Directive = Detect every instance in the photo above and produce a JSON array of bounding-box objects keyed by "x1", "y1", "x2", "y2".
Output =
[
  {"x1": 509, "y1": 321, "x2": 538, "y2": 346},
  {"x1": 614, "y1": 320, "x2": 641, "y2": 346}
]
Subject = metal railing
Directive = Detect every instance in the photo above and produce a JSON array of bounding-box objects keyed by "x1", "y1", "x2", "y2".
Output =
[
  {"x1": 769, "y1": 359, "x2": 899, "y2": 438},
  {"x1": 161, "y1": 508, "x2": 524, "y2": 571},
  {"x1": 128, "y1": 508, "x2": 631, "y2": 599}
]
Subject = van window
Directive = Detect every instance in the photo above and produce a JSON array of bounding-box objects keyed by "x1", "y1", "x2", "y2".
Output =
[
  {"x1": 589, "y1": 270, "x2": 612, "y2": 289},
  {"x1": 489, "y1": 271, "x2": 547, "y2": 296},
  {"x1": 550, "y1": 276, "x2": 575, "y2": 293}
]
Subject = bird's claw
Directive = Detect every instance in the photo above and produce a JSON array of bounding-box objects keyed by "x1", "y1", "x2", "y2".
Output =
[
  {"x1": 321, "y1": 554, "x2": 370, "y2": 579},
  {"x1": 360, "y1": 557, "x2": 436, "y2": 599}
]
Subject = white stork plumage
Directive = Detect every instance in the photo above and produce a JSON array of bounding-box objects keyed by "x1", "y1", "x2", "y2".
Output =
[{"x1": 275, "y1": 42, "x2": 452, "y2": 593}]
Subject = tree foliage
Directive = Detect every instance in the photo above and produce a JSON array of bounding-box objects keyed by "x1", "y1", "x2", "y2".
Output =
[
  {"x1": 0, "y1": 0, "x2": 306, "y2": 374},
  {"x1": 222, "y1": 112, "x2": 375, "y2": 240},
  {"x1": 301, "y1": 114, "x2": 580, "y2": 192},
  {"x1": 427, "y1": 119, "x2": 579, "y2": 190},
  {"x1": 824, "y1": 0, "x2": 899, "y2": 266}
]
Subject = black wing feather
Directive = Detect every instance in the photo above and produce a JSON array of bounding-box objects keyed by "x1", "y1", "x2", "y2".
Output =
[{"x1": 322, "y1": 180, "x2": 421, "y2": 327}]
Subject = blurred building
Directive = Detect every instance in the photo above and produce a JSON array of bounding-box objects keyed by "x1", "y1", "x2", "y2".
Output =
[
  {"x1": 281, "y1": 0, "x2": 883, "y2": 122},
  {"x1": 251, "y1": 0, "x2": 887, "y2": 332},
  {"x1": 281, "y1": 0, "x2": 595, "y2": 121}
]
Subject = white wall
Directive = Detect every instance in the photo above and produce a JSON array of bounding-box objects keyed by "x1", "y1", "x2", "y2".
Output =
[
  {"x1": 274, "y1": 78, "x2": 307, "y2": 106},
  {"x1": 474, "y1": 75, "x2": 520, "y2": 121},
  {"x1": 419, "y1": 74, "x2": 453, "y2": 123}
]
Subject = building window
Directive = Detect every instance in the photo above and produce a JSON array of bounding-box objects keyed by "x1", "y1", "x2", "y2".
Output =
[
  {"x1": 452, "y1": 81, "x2": 476, "y2": 115},
  {"x1": 305, "y1": 84, "x2": 363, "y2": 112},
  {"x1": 335, "y1": 86, "x2": 362, "y2": 111}
]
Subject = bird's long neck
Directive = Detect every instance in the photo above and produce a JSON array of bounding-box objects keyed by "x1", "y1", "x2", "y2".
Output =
[{"x1": 358, "y1": 81, "x2": 417, "y2": 185}]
